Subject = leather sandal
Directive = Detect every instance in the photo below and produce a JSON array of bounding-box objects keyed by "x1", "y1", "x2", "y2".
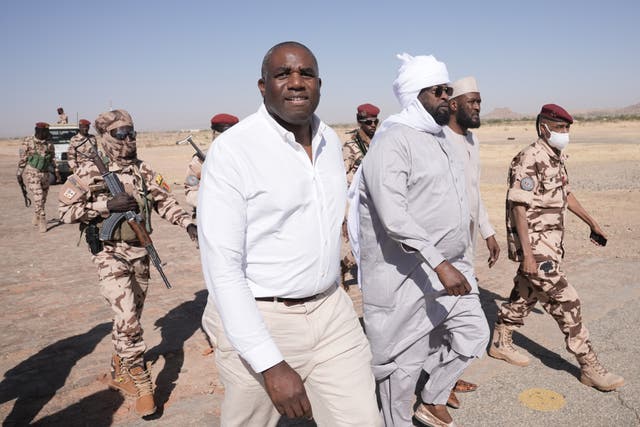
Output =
[
  {"x1": 446, "y1": 391, "x2": 460, "y2": 409},
  {"x1": 453, "y1": 379, "x2": 478, "y2": 393}
]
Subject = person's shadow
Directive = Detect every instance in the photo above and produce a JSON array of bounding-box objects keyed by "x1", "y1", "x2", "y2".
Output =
[
  {"x1": 0, "y1": 322, "x2": 111, "y2": 426},
  {"x1": 30, "y1": 390, "x2": 124, "y2": 427},
  {"x1": 144, "y1": 290, "x2": 207, "y2": 418}
]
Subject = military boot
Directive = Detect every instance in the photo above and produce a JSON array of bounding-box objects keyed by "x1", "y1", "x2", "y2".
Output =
[
  {"x1": 488, "y1": 323, "x2": 530, "y2": 366},
  {"x1": 106, "y1": 354, "x2": 137, "y2": 396},
  {"x1": 38, "y1": 216, "x2": 47, "y2": 233},
  {"x1": 128, "y1": 362, "x2": 156, "y2": 417},
  {"x1": 577, "y1": 351, "x2": 624, "y2": 391}
]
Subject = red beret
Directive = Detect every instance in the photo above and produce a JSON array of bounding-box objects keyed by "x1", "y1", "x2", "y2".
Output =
[
  {"x1": 35, "y1": 122, "x2": 49, "y2": 129},
  {"x1": 79, "y1": 119, "x2": 91, "y2": 126},
  {"x1": 357, "y1": 103, "x2": 380, "y2": 116},
  {"x1": 211, "y1": 113, "x2": 239, "y2": 126},
  {"x1": 539, "y1": 104, "x2": 573, "y2": 124}
]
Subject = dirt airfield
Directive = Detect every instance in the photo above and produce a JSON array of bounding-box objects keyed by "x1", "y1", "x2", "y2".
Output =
[{"x1": 0, "y1": 120, "x2": 638, "y2": 426}]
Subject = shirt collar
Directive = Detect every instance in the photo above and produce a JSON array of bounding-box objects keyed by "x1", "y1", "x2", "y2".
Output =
[
  {"x1": 259, "y1": 103, "x2": 324, "y2": 145},
  {"x1": 536, "y1": 138, "x2": 567, "y2": 163}
]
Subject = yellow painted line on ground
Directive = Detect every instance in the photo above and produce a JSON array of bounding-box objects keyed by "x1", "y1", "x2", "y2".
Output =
[{"x1": 518, "y1": 388, "x2": 566, "y2": 411}]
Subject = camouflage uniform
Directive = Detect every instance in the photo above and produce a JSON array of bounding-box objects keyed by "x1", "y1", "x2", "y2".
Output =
[
  {"x1": 57, "y1": 113, "x2": 68, "y2": 124},
  {"x1": 67, "y1": 133, "x2": 99, "y2": 171},
  {"x1": 18, "y1": 136, "x2": 57, "y2": 220},
  {"x1": 58, "y1": 160, "x2": 193, "y2": 364},
  {"x1": 184, "y1": 154, "x2": 203, "y2": 211},
  {"x1": 341, "y1": 129, "x2": 371, "y2": 285},
  {"x1": 498, "y1": 138, "x2": 591, "y2": 357}
]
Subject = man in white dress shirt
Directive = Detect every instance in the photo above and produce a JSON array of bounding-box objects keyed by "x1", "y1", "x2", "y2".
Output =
[
  {"x1": 198, "y1": 41, "x2": 381, "y2": 427},
  {"x1": 358, "y1": 54, "x2": 489, "y2": 427}
]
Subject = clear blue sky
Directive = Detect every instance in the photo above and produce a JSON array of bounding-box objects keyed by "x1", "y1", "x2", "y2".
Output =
[{"x1": 1, "y1": 0, "x2": 638, "y2": 137}]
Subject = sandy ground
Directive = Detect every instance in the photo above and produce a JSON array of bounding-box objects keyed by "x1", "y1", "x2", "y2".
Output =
[{"x1": 0, "y1": 120, "x2": 638, "y2": 426}]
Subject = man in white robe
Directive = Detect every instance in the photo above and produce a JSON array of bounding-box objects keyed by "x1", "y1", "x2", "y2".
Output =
[
  {"x1": 443, "y1": 76, "x2": 500, "y2": 266},
  {"x1": 358, "y1": 54, "x2": 489, "y2": 427}
]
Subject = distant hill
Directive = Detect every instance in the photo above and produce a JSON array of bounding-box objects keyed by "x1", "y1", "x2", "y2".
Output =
[
  {"x1": 482, "y1": 102, "x2": 640, "y2": 121},
  {"x1": 574, "y1": 102, "x2": 640, "y2": 118},
  {"x1": 482, "y1": 108, "x2": 527, "y2": 120}
]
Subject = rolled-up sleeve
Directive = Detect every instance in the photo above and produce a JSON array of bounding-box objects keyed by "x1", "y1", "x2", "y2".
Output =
[
  {"x1": 197, "y1": 141, "x2": 283, "y2": 373},
  {"x1": 362, "y1": 134, "x2": 445, "y2": 270}
]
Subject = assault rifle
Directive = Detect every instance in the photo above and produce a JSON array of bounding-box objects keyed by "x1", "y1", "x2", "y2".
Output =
[
  {"x1": 176, "y1": 135, "x2": 205, "y2": 161},
  {"x1": 90, "y1": 149, "x2": 172, "y2": 289},
  {"x1": 17, "y1": 173, "x2": 31, "y2": 207}
]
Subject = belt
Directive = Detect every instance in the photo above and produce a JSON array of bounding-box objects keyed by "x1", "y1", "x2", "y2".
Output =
[{"x1": 255, "y1": 287, "x2": 335, "y2": 307}]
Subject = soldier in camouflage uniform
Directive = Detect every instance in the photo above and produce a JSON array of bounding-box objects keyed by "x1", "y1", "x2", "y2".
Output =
[
  {"x1": 341, "y1": 103, "x2": 379, "y2": 287},
  {"x1": 57, "y1": 107, "x2": 68, "y2": 124},
  {"x1": 58, "y1": 109, "x2": 198, "y2": 416},
  {"x1": 17, "y1": 122, "x2": 59, "y2": 232},
  {"x1": 489, "y1": 104, "x2": 624, "y2": 391},
  {"x1": 184, "y1": 113, "x2": 238, "y2": 211},
  {"x1": 67, "y1": 119, "x2": 100, "y2": 172}
]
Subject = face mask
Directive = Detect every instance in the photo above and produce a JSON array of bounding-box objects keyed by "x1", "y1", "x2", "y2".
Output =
[
  {"x1": 102, "y1": 134, "x2": 137, "y2": 165},
  {"x1": 543, "y1": 124, "x2": 570, "y2": 150}
]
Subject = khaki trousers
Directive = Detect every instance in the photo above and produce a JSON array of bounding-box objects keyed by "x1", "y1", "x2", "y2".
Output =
[{"x1": 208, "y1": 286, "x2": 382, "y2": 427}]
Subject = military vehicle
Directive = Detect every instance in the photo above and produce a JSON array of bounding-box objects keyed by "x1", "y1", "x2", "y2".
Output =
[{"x1": 48, "y1": 123, "x2": 79, "y2": 184}]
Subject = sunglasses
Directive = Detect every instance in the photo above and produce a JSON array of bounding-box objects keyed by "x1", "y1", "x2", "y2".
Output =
[
  {"x1": 428, "y1": 85, "x2": 454, "y2": 97},
  {"x1": 110, "y1": 127, "x2": 137, "y2": 141},
  {"x1": 358, "y1": 118, "x2": 379, "y2": 126}
]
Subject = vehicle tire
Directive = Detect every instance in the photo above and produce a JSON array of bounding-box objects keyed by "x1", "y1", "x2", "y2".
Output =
[{"x1": 49, "y1": 172, "x2": 57, "y2": 185}]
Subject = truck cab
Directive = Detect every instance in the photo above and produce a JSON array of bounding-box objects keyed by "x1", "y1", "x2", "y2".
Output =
[{"x1": 48, "y1": 123, "x2": 79, "y2": 183}]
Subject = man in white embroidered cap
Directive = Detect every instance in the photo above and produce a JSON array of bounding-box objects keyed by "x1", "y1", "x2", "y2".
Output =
[{"x1": 357, "y1": 54, "x2": 489, "y2": 426}]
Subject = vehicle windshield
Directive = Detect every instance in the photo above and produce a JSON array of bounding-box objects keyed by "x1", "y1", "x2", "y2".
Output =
[{"x1": 49, "y1": 129, "x2": 78, "y2": 144}]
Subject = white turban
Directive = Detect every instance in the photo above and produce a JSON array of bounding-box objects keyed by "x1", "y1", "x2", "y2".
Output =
[{"x1": 392, "y1": 53, "x2": 450, "y2": 109}]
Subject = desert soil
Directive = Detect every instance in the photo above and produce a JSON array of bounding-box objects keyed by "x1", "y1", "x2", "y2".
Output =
[{"x1": 0, "y1": 120, "x2": 638, "y2": 426}]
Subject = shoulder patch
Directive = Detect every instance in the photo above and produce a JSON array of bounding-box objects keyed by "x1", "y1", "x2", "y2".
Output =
[
  {"x1": 186, "y1": 175, "x2": 199, "y2": 187},
  {"x1": 155, "y1": 174, "x2": 170, "y2": 192},
  {"x1": 63, "y1": 187, "x2": 76, "y2": 199},
  {"x1": 520, "y1": 176, "x2": 535, "y2": 191},
  {"x1": 58, "y1": 175, "x2": 89, "y2": 204}
]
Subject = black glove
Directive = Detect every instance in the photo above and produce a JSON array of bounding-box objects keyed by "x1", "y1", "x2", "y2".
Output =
[
  {"x1": 106, "y1": 193, "x2": 139, "y2": 213},
  {"x1": 187, "y1": 223, "x2": 198, "y2": 241}
]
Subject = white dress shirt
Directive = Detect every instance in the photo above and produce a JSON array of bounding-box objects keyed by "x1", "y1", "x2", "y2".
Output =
[{"x1": 198, "y1": 104, "x2": 347, "y2": 373}]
